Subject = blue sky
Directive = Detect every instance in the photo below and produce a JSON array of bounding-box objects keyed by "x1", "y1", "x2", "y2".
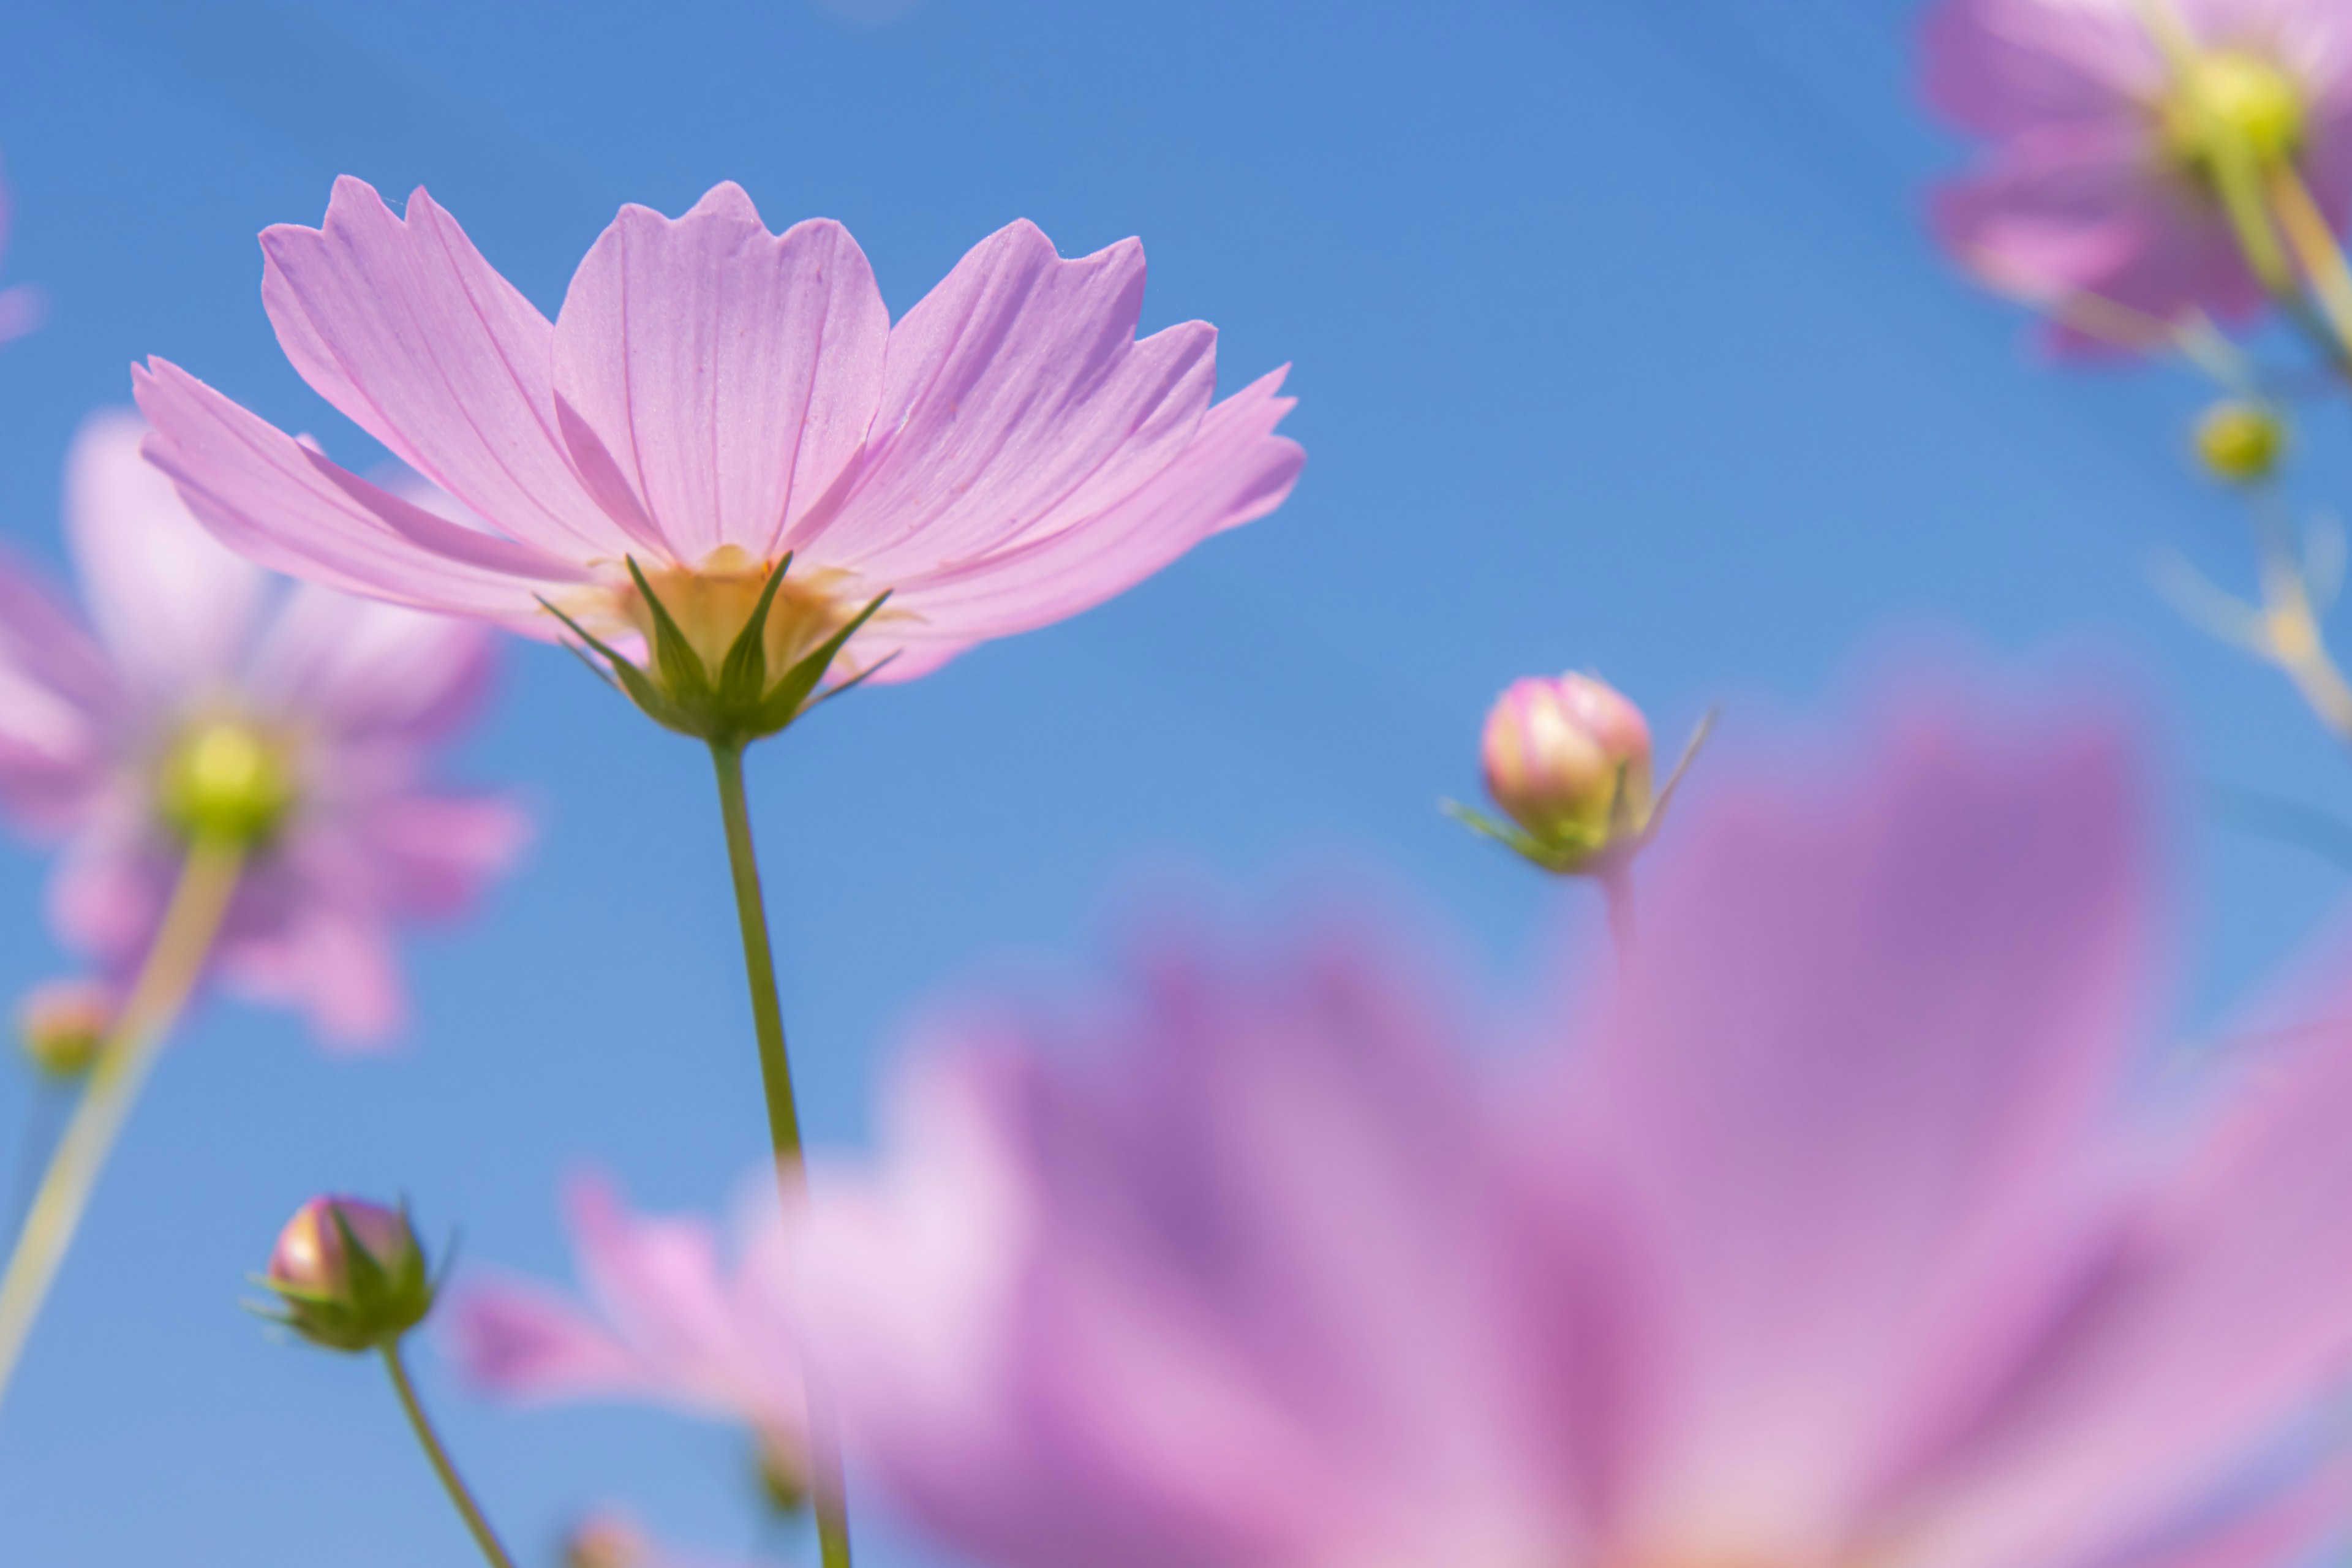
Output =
[{"x1": 1, "y1": 1, "x2": 2348, "y2": 1564}]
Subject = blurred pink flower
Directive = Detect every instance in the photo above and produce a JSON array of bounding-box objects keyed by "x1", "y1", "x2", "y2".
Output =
[
  {"x1": 1923, "y1": 0, "x2": 2352, "y2": 349},
  {"x1": 794, "y1": 696, "x2": 2352, "y2": 1568},
  {"x1": 0, "y1": 157, "x2": 45, "y2": 345},
  {"x1": 448, "y1": 1170, "x2": 807, "y2": 1491},
  {"x1": 0, "y1": 410, "x2": 525, "y2": 1044},
  {"x1": 560, "y1": 1507, "x2": 789, "y2": 1568},
  {"x1": 131, "y1": 177, "x2": 1302, "y2": 688}
]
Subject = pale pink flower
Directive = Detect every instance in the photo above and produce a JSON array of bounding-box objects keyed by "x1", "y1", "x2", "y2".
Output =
[
  {"x1": 448, "y1": 1170, "x2": 807, "y2": 1491},
  {"x1": 0, "y1": 410, "x2": 524, "y2": 1043},
  {"x1": 794, "y1": 696, "x2": 2352, "y2": 1568},
  {"x1": 0, "y1": 156, "x2": 44, "y2": 346},
  {"x1": 1923, "y1": 0, "x2": 2352, "y2": 349},
  {"x1": 130, "y1": 178, "x2": 1303, "y2": 695}
]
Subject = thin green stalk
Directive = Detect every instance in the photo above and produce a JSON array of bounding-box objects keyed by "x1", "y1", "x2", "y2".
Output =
[
  {"x1": 0, "y1": 833, "x2": 244, "y2": 1411},
  {"x1": 708, "y1": 740, "x2": 855, "y2": 1568},
  {"x1": 380, "y1": 1340, "x2": 517, "y2": 1568}
]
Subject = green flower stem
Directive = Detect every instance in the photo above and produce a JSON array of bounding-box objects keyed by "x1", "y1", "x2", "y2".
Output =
[
  {"x1": 0, "y1": 832, "x2": 245, "y2": 1412},
  {"x1": 381, "y1": 1339, "x2": 518, "y2": 1568},
  {"x1": 709, "y1": 739, "x2": 855, "y2": 1568}
]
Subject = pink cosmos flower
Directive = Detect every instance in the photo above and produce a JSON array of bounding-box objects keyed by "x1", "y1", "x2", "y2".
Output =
[
  {"x1": 130, "y1": 178, "x2": 1303, "y2": 702},
  {"x1": 1924, "y1": 0, "x2": 2352, "y2": 349},
  {"x1": 0, "y1": 157, "x2": 44, "y2": 346},
  {"x1": 448, "y1": 1170, "x2": 807, "y2": 1494},
  {"x1": 0, "y1": 410, "x2": 525, "y2": 1043},
  {"x1": 793, "y1": 695, "x2": 2352, "y2": 1568}
]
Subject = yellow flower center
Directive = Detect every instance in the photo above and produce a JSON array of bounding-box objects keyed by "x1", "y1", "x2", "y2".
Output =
[
  {"x1": 156, "y1": 717, "x2": 297, "y2": 847},
  {"x1": 618, "y1": 545, "x2": 868, "y2": 690},
  {"x1": 2163, "y1": 51, "x2": 2308, "y2": 177}
]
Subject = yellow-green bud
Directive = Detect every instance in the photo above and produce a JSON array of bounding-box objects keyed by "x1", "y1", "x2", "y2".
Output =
[
  {"x1": 2196, "y1": 400, "x2": 2288, "y2": 483},
  {"x1": 562, "y1": 1514, "x2": 652, "y2": 1568},
  {"x1": 16, "y1": 979, "x2": 111, "y2": 1080},
  {"x1": 157, "y1": 719, "x2": 296, "y2": 846}
]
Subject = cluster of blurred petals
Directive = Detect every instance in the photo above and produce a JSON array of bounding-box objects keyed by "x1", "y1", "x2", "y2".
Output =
[{"x1": 785, "y1": 693, "x2": 2352, "y2": 1568}]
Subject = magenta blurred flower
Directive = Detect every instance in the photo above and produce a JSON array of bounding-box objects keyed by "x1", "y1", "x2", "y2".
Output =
[
  {"x1": 0, "y1": 411, "x2": 525, "y2": 1044},
  {"x1": 131, "y1": 178, "x2": 1303, "y2": 701},
  {"x1": 0, "y1": 157, "x2": 45, "y2": 346},
  {"x1": 794, "y1": 696, "x2": 2352, "y2": 1568},
  {"x1": 1923, "y1": 0, "x2": 2352, "y2": 348},
  {"x1": 448, "y1": 1171, "x2": 807, "y2": 1497}
]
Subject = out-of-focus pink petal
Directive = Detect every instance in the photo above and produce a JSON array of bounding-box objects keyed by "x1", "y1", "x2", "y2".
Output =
[
  {"x1": 1570, "y1": 704, "x2": 2151, "y2": 1562},
  {"x1": 218, "y1": 897, "x2": 405, "y2": 1046},
  {"x1": 870, "y1": 368, "x2": 1303, "y2": 671},
  {"x1": 552, "y1": 184, "x2": 888, "y2": 564},
  {"x1": 65, "y1": 409, "x2": 265, "y2": 699},
  {"x1": 447, "y1": 1278, "x2": 650, "y2": 1400},
  {"x1": 247, "y1": 581, "x2": 497, "y2": 747},
  {"x1": 1931, "y1": 126, "x2": 2268, "y2": 346},
  {"x1": 1893, "y1": 1017, "x2": 2352, "y2": 1568},
  {"x1": 1920, "y1": 0, "x2": 2162, "y2": 137},
  {"x1": 800, "y1": 928, "x2": 1580, "y2": 1568},
  {"x1": 338, "y1": 793, "x2": 530, "y2": 919},
  {"x1": 0, "y1": 553, "x2": 116, "y2": 829},
  {"x1": 260, "y1": 176, "x2": 643, "y2": 560},
  {"x1": 802, "y1": 221, "x2": 1218, "y2": 578},
  {"x1": 134, "y1": 359, "x2": 584, "y2": 631},
  {"x1": 0, "y1": 286, "x2": 45, "y2": 344},
  {"x1": 567, "y1": 1175, "x2": 753, "y2": 1409}
]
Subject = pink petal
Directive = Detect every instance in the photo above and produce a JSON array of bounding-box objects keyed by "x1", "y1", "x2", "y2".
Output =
[
  {"x1": 0, "y1": 285, "x2": 45, "y2": 345},
  {"x1": 214, "y1": 896, "x2": 407, "y2": 1046},
  {"x1": 869, "y1": 367, "x2": 1303, "y2": 673},
  {"x1": 551, "y1": 184, "x2": 889, "y2": 564},
  {"x1": 260, "y1": 177, "x2": 642, "y2": 560},
  {"x1": 799, "y1": 927, "x2": 1576, "y2": 1568},
  {"x1": 247, "y1": 580, "x2": 499, "y2": 747},
  {"x1": 567, "y1": 1174, "x2": 760, "y2": 1412},
  {"x1": 1566, "y1": 699, "x2": 2153, "y2": 1562},
  {"x1": 0, "y1": 553, "x2": 116, "y2": 829},
  {"x1": 1920, "y1": 0, "x2": 2163, "y2": 138},
  {"x1": 799, "y1": 221, "x2": 1218, "y2": 579},
  {"x1": 134, "y1": 358, "x2": 586, "y2": 631},
  {"x1": 336, "y1": 791, "x2": 531, "y2": 919},
  {"x1": 446, "y1": 1278, "x2": 650, "y2": 1400},
  {"x1": 66, "y1": 409, "x2": 265, "y2": 700}
]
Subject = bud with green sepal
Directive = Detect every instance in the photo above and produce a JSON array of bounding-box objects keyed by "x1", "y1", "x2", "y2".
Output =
[
  {"x1": 1446, "y1": 673, "x2": 1714, "y2": 876},
  {"x1": 15, "y1": 979, "x2": 113, "y2": 1082},
  {"x1": 541, "y1": 551, "x2": 894, "y2": 750},
  {"x1": 259, "y1": 1195, "x2": 438, "y2": 1353},
  {"x1": 2196, "y1": 399, "x2": 2290, "y2": 485}
]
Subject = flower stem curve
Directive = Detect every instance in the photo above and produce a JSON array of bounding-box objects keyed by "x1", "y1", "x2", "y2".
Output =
[
  {"x1": 381, "y1": 1339, "x2": 518, "y2": 1568},
  {"x1": 708, "y1": 739, "x2": 856, "y2": 1568},
  {"x1": 0, "y1": 832, "x2": 244, "y2": 1413}
]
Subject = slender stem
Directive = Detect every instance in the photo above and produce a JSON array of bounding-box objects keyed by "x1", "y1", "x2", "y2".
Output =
[
  {"x1": 2266, "y1": 165, "x2": 2352, "y2": 367},
  {"x1": 707, "y1": 740, "x2": 855, "y2": 1568},
  {"x1": 0, "y1": 833, "x2": 244, "y2": 1411},
  {"x1": 380, "y1": 1340, "x2": 518, "y2": 1568}
]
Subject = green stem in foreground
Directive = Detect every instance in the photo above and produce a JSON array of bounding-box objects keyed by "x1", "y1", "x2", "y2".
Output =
[
  {"x1": 0, "y1": 832, "x2": 245, "y2": 1412},
  {"x1": 380, "y1": 1340, "x2": 518, "y2": 1568},
  {"x1": 708, "y1": 740, "x2": 854, "y2": 1568}
]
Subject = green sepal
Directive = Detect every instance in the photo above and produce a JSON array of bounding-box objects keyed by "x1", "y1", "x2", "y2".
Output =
[
  {"x1": 741, "y1": 590, "x2": 893, "y2": 741},
  {"x1": 537, "y1": 595, "x2": 700, "y2": 738},
  {"x1": 624, "y1": 556, "x2": 712, "y2": 703},
  {"x1": 716, "y1": 552, "x2": 794, "y2": 706}
]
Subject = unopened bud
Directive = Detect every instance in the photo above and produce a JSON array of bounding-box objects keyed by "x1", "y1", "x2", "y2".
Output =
[
  {"x1": 1481, "y1": 673, "x2": 1654, "y2": 867},
  {"x1": 2196, "y1": 400, "x2": 2288, "y2": 483},
  {"x1": 157, "y1": 718, "x2": 296, "y2": 846},
  {"x1": 263, "y1": 1195, "x2": 434, "y2": 1353},
  {"x1": 562, "y1": 1513, "x2": 652, "y2": 1568},
  {"x1": 16, "y1": 979, "x2": 111, "y2": 1080}
]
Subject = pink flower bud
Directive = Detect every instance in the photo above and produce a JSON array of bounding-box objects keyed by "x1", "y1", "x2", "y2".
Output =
[
  {"x1": 16, "y1": 978, "x2": 113, "y2": 1080},
  {"x1": 265, "y1": 1195, "x2": 435, "y2": 1352},
  {"x1": 1480, "y1": 673, "x2": 1654, "y2": 862}
]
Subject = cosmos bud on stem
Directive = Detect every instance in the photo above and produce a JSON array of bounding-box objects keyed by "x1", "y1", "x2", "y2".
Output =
[
  {"x1": 15, "y1": 979, "x2": 113, "y2": 1082},
  {"x1": 261, "y1": 1195, "x2": 436, "y2": 1353},
  {"x1": 1447, "y1": 673, "x2": 1713, "y2": 877}
]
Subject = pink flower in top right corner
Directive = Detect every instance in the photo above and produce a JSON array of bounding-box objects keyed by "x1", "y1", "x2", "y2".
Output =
[
  {"x1": 793, "y1": 689, "x2": 2352, "y2": 1568},
  {"x1": 1923, "y1": 0, "x2": 2352, "y2": 350}
]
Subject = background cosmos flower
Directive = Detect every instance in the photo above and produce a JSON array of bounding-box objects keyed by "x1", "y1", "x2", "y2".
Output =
[
  {"x1": 0, "y1": 410, "x2": 526, "y2": 1044},
  {"x1": 788, "y1": 692, "x2": 2352, "y2": 1568}
]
